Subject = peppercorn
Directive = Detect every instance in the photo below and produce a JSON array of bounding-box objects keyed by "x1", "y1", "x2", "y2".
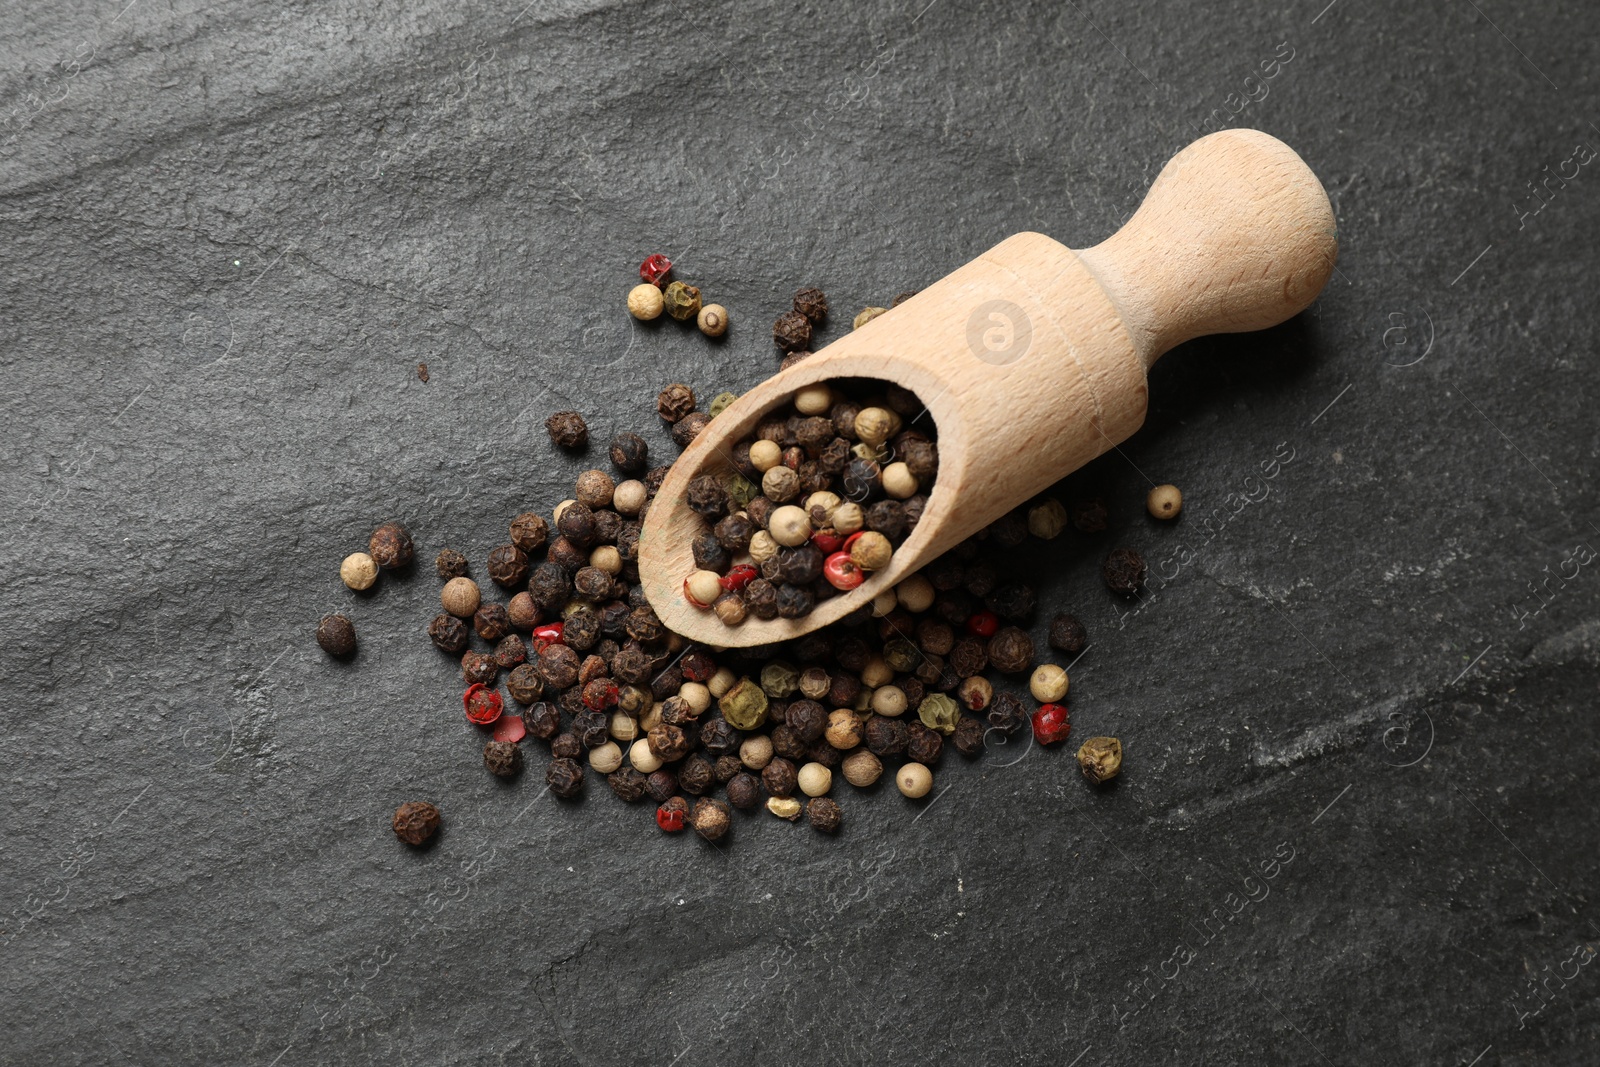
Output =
[
  {"x1": 983, "y1": 692, "x2": 1026, "y2": 735},
  {"x1": 943, "y1": 716, "x2": 982, "y2": 757},
  {"x1": 1030, "y1": 664, "x2": 1070, "y2": 703},
  {"x1": 1103, "y1": 547, "x2": 1147, "y2": 596},
  {"x1": 904, "y1": 722, "x2": 943, "y2": 765},
  {"x1": 483, "y1": 740, "x2": 524, "y2": 778},
  {"x1": 895, "y1": 762, "x2": 932, "y2": 798},
  {"x1": 309, "y1": 613, "x2": 357, "y2": 660},
  {"x1": 644, "y1": 768, "x2": 678, "y2": 803},
  {"x1": 607, "y1": 766, "x2": 649, "y2": 802},
  {"x1": 988, "y1": 509, "x2": 1029, "y2": 549},
  {"x1": 799, "y1": 796, "x2": 840, "y2": 833},
  {"x1": 555, "y1": 502, "x2": 595, "y2": 548},
  {"x1": 652, "y1": 386, "x2": 693, "y2": 425},
  {"x1": 537, "y1": 644, "x2": 580, "y2": 689},
  {"x1": 696, "y1": 717, "x2": 739, "y2": 757},
  {"x1": 1027, "y1": 499, "x2": 1069, "y2": 540},
  {"x1": 545, "y1": 411, "x2": 588, "y2": 450},
  {"x1": 987, "y1": 627, "x2": 1035, "y2": 674},
  {"x1": 1038, "y1": 616, "x2": 1084, "y2": 660},
  {"x1": 421, "y1": 614, "x2": 465, "y2": 656},
  {"x1": 1033, "y1": 703, "x2": 1071, "y2": 745},
  {"x1": 441, "y1": 577, "x2": 482, "y2": 619},
  {"x1": 656, "y1": 796, "x2": 688, "y2": 831},
  {"x1": 662, "y1": 281, "x2": 702, "y2": 321},
  {"x1": 369, "y1": 522, "x2": 414, "y2": 570},
  {"x1": 686, "y1": 474, "x2": 728, "y2": 520},
  {"x1": 644, "y1": 723, "x2": 688, "y2": 762},
  {"x1": 509, "y1": 512, "x2": 549, "y2": 554},
  {"x1": 671, "y1": 411, "x2": 711, "y2": 448},
  {"x1": 473, "y1": 603, "x2": 510, "y2": 642},
  {"x1": 790, "y1": 286, "x2": 829, "y2": 324},
  {"x1": 772, "y1": 311, "x2": 812, "y2": 352},
  {"x1": 392, "y1": 801, "x2": 441, "y2": 846},
  {"x1": 461, "y1": 652, "x2": 498, "y2": 687},
  {"x1": 640, "y1": 253, "x2": 672, "y2": 286},
  {"x1": 766, "y1": 796, "x2": 803, "y2": 821},
  {"x1": 339, "y1": 552, "x2": 378, "y2": 592},
  {"x1": 697, "y1": 304, "x2": 729, "y2": 338},
  {"x1": 493, "y1": 635, "x2": 528, "y2": 671},
  {"x1": 917, "y1": 693, "x2": 960, "y2": 735},
  {"x1": 546, "y1": 757, "x2": 584, "y2": 798},
  {"x1": 564, "y1": 610, "x2": 603, "y2": 650},
  {"x1": 675, "y1": 753, "x2": 713, "y2": 796},
  {"x1": 551, "y1": 733, "x2": 585, "y2": 761},
  {"x1": 689, "y1": 797, "x2": 731, "y2": 841},
  {"x1": 1077, "y1": 736, "x2": 1123, "y2": 783},
  {"x1": 760, "y1": 757, "x2": 797, "y2": 797},
  {"x1": 499, "y1": 663, "x2": 540, "y2": 704},
  {"x1": 718, "y1": 772, "x2": 758, "y2": 810},
  {"x1": 523, "y1": 701, "x2": 560, "y2": 740},
  {"x1": 864, "y1": 716, "x2": 908, "y2": 756},
  {"x1": 1071, "y1": 496, "x2": 1109, "y2": 533},
  {"x1": 853, "y1": 307, "x2": 888, "y2": 329},
  {"x1": 628, "y1": 282, "x2": 665, "y2": 320},
  {"x1": 424, "y1": 549, "x2": 466, "y2": 584}
]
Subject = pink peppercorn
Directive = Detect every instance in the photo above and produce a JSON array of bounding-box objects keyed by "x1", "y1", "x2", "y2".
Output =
[{"x1": 640, "y1": 254, "x2": 673, "y2": 287}]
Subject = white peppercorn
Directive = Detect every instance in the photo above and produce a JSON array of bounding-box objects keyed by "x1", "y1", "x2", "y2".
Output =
[
  {"x1": 871, "y1": 685, "x2": 908, "y2": 717},
  {"x1": 340, "y1": 552, "x2": 379, "y2": 591},
  {"x1": 832, "y1": 501, "x2": 865, "y2": 535},
  {"x1": 881, "y1": 462, "x2": 918, "y2": 500},
  {"x1": 797, "y1": 762, "x2": 833, "y2": 797},
  {"x1": 628, "y1": 283, "x2": 665, "y2": 320},
  {"x1": 613, "y1": 479, "x2": 647, "y2": 516},
  {"x1": 749, "y1": 440, "x2": 782, "y2": 472},
  {"x1": 740, "y1": 735, "x2": 775, "y2": 770},
  {"x1": 896, "y1": 574, "x2": 935, "y2": 613},
  {"x1": 793, "y1": 384, "x2": 833, "y2": 414},
  {"x1": 762, "y1": 465, "x2": 800, "y2": 503},
  {"x1": 748, "y1": 530, "x2": 779, "y2": 564},
  {"x1": 440, "y1": 577, "x2": 481, "y2": 618},
  {"x1": 1030, "y1": 664, "x2": 1070, "y2": 703},
  {"x1": 678, "y1": 682, "x2": 712, "y2": 716},
  {"x1": 629, "y1": 738, "x2": 662, "y2": 773},
  {"x1": 608, "y1": 713, "x2": 639, "y2": 742},
  {"x1": 1148, "y1": 484, "x2": 1183, "y2": 519},
  {"x1": 854, "y1": 407, "x2": 895, "y2": 447},
  {"x1": 896, "y1": 762, "x2": 933, "y2": 798},
  {"x1": 1028, "y1": 499, "x2": 1069, "y2": 539},
  {"x1": 841, "y1": 749, "x2": 883, "y2": 787},
  {"x1": 684, "y1": 570, "x2": 722, "y2": 608},
  {"x1": 697, "y1": 303, "x2": 729, "y2": 337},
  {"x1": 589, "y1": 742, "x2": 624, "y2": 774},
  {"x1": 769, "y1": 505, "x2": 812, "y2": 547}
]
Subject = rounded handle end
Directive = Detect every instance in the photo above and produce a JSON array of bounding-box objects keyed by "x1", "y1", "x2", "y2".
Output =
[{"x1": 1077, "y1": 129, "x2": 1338, "y2": 367}]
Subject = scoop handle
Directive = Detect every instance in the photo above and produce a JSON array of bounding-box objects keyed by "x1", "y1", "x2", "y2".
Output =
[{"x1": 1075, "y1": 129, "x2": 1338, "y2": 369}]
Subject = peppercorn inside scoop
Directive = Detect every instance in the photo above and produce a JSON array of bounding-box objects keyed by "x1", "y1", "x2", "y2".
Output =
[{"x1": 676, "y1": 377, "x2": 940, "y2": 627}]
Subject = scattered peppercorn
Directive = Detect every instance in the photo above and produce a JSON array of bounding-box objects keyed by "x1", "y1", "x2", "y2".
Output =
[
  {"x1": 545, "y1": 411, "x2": 589, "y2": 450},
  {"x1": 1077, "y1": 736, "x2": 1123, "y2": 783},
  {"x1": 369, "y1": 523, "x2": 414, "y2": 570},
  {"x1": 806, "y1": 796, "x2": 842, "y2": 833},
  {"x1": 435, "y1": 548, "x2": 469, "y2": 580},
  {"x1": 392, "y1": 801, "x2": 441, "y2": 846},
  {"x1": 1147, "y1": 484, "x2": 1182, "y2": 520},
  {"x1": 1048, "y1": 613, "x2": 1087, "y2": 655},
  {"x1": 662, "y1": 281, "x2": 702, "y2": 322},
  {"x1": 691, "y1": 797, "x2": 731, "y2": 841},
  {"x1": 628, "y1": 283, "x2": 665, "y2": 321},
  {"x1": 853, "y1": 307, "x2": 888, "y2": 329},
  {"x1": 773, "y1": 311, "x2": 812, "y2": 352},
  {"x1": 793, "y1": 287, "x2": 828, "y2": 324},
  {"x1": 483, "y1": 740, "x2": 523, "y2": 778},
  {"x1": 546, "y1": 757, "x2": 584, "y2": 798},
  {"x1": 1071, "y1": 497, "x2": 1109, "y2": 533},
  {"x1": 340, "y1": 552, "x2": 379, "y2": 591},
  {"x1": 1032, "y1": 703, "x2": 1071, "y2": 745},
  {"x1": 1102, "y1": 547, "x2": 1147, "y2": 596},
  {"x1": 697, "y1": 304, "x2": 729, "y2": 338},
  {"x1": 316, "y1": 614, "x2": 357, "y2": 658}
]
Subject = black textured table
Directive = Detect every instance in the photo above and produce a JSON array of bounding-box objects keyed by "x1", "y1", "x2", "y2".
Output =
[{"x1": 5, "y1": 1, "x2": 1598, "y2": 1063}]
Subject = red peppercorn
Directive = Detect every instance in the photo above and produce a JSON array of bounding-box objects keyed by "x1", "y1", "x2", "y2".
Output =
[
  {"x1": 966, "y1": 610, "x2": 1000, "y2": 638},
  {"x1": 656, "y1": 802, "x2": 686, "y2": 832},
  {"x1": 463, "y1": 683, "x2": 504, "y2": 726},
  {"x1": 582, "y1": 680, "x2": 619, "y2": 710},
  {"x1": 720, "y1": 564, "x2": 759, "y2": 592},
  {"x1": 492, "y1": 715, "x2": 527, "y2": 744},
  {"x1": 823, "y1": 551, "x2": 865, "y2": 591},
  {"x1": 812, "y1": 529, "x2": 845, "y2": 554},
  {"x1": 532, "y1": 622, "x2": 565, "y2": 645},
  {"x1": 640, "y1": 254, "x2": 673, "y2": 287},
  {"x1": 1032, "y1": 703, "x2": 1071, "y2": 745}
]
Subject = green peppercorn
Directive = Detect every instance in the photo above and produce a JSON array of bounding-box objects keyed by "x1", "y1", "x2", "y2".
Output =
[
  {"x1": 917, "y1": 692, "x2": 960, "y2": 735},
  {"x1": 709, "y1": 391, "x2": 739, "y2": 418},
  {"x1": 662, "y1": 281, "x2": 702, "y2": 321},
  {"x1": 1078, "y1": 736, "x2": 1124, "y2": 783},
  {"x1": 719, "y1": 678, "x2": 770, "y2": 731}
]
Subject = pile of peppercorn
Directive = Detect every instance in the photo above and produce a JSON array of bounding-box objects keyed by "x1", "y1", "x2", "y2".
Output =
[
  {"x1": 408, "y1": 380, "x2": 1144, "y2": 844},
  {"x1": 676, "y1": 377, "x2": 938, "y2": 625}
]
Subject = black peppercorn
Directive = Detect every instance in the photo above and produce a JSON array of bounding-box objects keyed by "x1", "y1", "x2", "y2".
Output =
[
  {"x1": 545, "y1": 411, "x2": 588, "y2": 450},
  {"x1": 901, "y1": 439, "x2": 938, "y2": 481},
  {"x1": 551, "y1": 732, "x2": 583, "y2": 760},
  {"x1": 657, "y1": 383, "x2": 696, "y2": 422},
  {"x1": 906, "y1": 722, "x2": 944, "y2": 765},
  {"x1": 461, "y1": 652, "x2": 498, "y2": 686},
  {"x1": 598, "y1": 767, "x2": 642, "y2": 803},
  {"x1": 864, "y1": 500, "x2": 908, "y2": 541},
  {"x1": 777, "y1": 543, "x2": 824, "y2": 585},
  {"x1": 793, "y1": 287, "x2": 828, "y2": 324},
  {"x1": 571, "y1": 565, "x2": 612, "y2": 602},
  {"x1": 493, "y1": 634, "x2": 528, "y2": 671},
  {"x1": 947, "y1": 638, "x2": 987, "y2": 678},
  {"x1": 556, "y1": 503, "x2": 595, "y2": 548},
  {"x1": 806, "y1": 739, "x2": 843, "y2": 769},
  {"x1": 645, "y1": 768, "x2": 678, "y2": 803},
  {"x1": 435, "y1": 548, "x2": 469, "y2": 580},
  {"x1": 775, "y1": 584, "x2": 815, "y2": 619},
  {"x1": 671, "y1": 411, "x2": 711, "y2": 448},
  {"x1": 864, "y1": 716, "x2": 908, "y2": 756},
  {"x1": 762, "y1": 757, "x2": 798, "y2": 797},
  {"x1": 573, "y1": 709, "x2": 609, "y2": 748},
  {"x1": 727, "y1": 772, "x2": 761, "y2": 809},
  {"x1": 509, "y1": 512, "x2": 549, "y2": 553},
  {"x1": 577, "y1": 653, "x2": 609, "y2": 688},
  {"x1": 314, "y1": 614, "x2": 356, "y2": 659},
  {"x1": 483, "y1": 740, "x2": 524, "y2": 778},
  {"x1": 608, "y1": 432, "x2": 649, "y2": 473},
  {"x1": 625, "y1": 605, "x2": 664, "y2": 643},
  {"x1": 775, "y1": 700, "x2": 821, "y2": 743},
  {"x1": 369, "y1": 522, "x2": 414, "y2": 570},
  {"x1": 486, "y1": 544, "x2": 529, "y2": 588},
  {"x1": 686, "y1": 474, "x2": 728, "y2": 519},
  {"x1": 815, "y1": 437, "x2": 851, "y2": 476},
  {"x1": 557, "y1": 688, "x2": 585, "y2": 717},
  {"x1": 591, "y1": 509, "x2": 622, "y2": 545},
  {"x1": 841, "y1": 458, "x2": 882, "y2": 502},
  {"x1": 953, "y1": 716, "x2": 986, "y2": 756},
  {"x1": 392, "y1": 801, "x2": 440, "y2": 846},
  {"x1": 546, "y1": 757, "x2": 584, "y2": 797},
  {"x1": 541, "y1": 537, "x2": 582, "y2": 573},
  {"x1": 1049, "y1": 613, "x2": 1087, "y2": 655},
  {"x1": 826, "y1": 673, "x2": 862, "y2": 709},
  {"x1": 700, "y1": 717, "x2": 741, "y2": 756},
  {"x1": 831, "y1": 401, "x2": 861, "y2": 441},
  {"x1": 714, "y1": 754, "x2": 743, "y2": 783},
  {"x1": 899, "y1": 676, "x2": 926, "y2": 707},
  {"x1": 528, "y1": 562, "x2": 572, "y2": 612},
  {"x1": 526, "y1": 701, "x2": 562, "y2": 740},
  {"x1": 986, "y1": 582, "x2": 1036, "y2": 620},
  {"x1": 692, "y1": 797, "x2": 732, "y2": 841},
  {"x1": 648, "y1": 724, "x2": 692, "y2": 762},
  {"x1": 538, "y1": 644, "x2": 581, "y2": 689},
  {"x1": 650, "y1": 664, "x2": 684, "y2": 701},
  {"x1": 1103, "y1": 547, "x2": 1146, "y2": 596},
  {"x1": 745, "y1": 495, "x2": 776, "y2": 530},
  {"x1": 772, "y1": 310, "x2": 813, "y2": 352},
  {"x1": 988, "y1": 509, "x2": 1029, "y2": 548},
  {"x1": 506, "y1": 664, "x2": 544, "y2": 704},
  {"x1": 987, "y1": 627, "x2": 1034, "y2": 674},
  {"x1": 962, "y1": 563, "x2": 997, "y2": 598},
  {"x1": 428, "y1": 613, "x2": 469, "y2": 654},
  {"x1": 806, "y1": 797, "x2": 842, "y2": 833},
  {"x1": 611, "y1": 647, "x2": 652, "y2": 686},
  {"x1": 692, "y1": 533, "x2": 730, "y2": 574},
  {"x1": 1071, "y1": 496, "x2": 1109, "y2": 533},
  {"x1": 679, "y1": 753, "x2": 715, "y2": 795},
  {"x1": 564, "y1": 609, "x2": 603, "y2": 651},
  {"x1": 834, "y1": 636, "x2": 872, "y2": 673},
  {"x1": 474, "y1": 603, "x2": 511, "y2": 642},
  {"x1": 987, "y1": 692, "x2": 1029, "y2": 735},
  {"x1": 713, "y1": 513, "x2": 755, "y2": 552},
  {"x1": 915, "y1": 619, "x2": 955, "y2": 657},
  {"x1": 935, "y1": 590, "x2": 976, "y2": 627}
]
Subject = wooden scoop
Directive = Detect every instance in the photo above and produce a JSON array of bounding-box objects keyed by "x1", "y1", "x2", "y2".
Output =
[{"x1": 639, "y1": 129, "x2": 1337, "y2": 648}]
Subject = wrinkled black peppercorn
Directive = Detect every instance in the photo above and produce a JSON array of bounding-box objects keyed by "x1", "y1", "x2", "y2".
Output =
[
  {"x1": 435, "y1": 548, "x2": 469, "y2": 580},
  {"x1": 609, "y1": 432, "x2": 649, "y2": 473},
  {"x1": 526, "y1": 701, "x2": 562, "y2": 739},
  {"x1": 645, "y1": 768, "x2": 678, "y2": 803},
  {"x1": 987, "y1": 692, "x2": 1029, "y2": 735},
  {"x1": 1049, "y1": 613, "x2": 1087, "y2": 655},
  {"x1": 573, "y1": 709, "x2": 609, "y2": 748},
  {"x1": 773, "y1": 310, "x2": 813, "y2": 352},
  {"x1": 727, "y1": 772, "x2": 761, "y2": 809},
  {"x1": 905, "y1": 722, "x2": 943, "y2": 765},
  {"x1": 474, "y1": 603, "x2": 511, "y2": 642},
  {"x1": 671, "y1": 411, "x2": 711, "y2": 448},
  {"x1": 700, "y1": 717, "x2": 742, "y2": 756},
  {"x1": 493, "y1": 635, "x2": 528, "y2": 671},
  {"x1": 987, "y1": 627, "x2": 1035, "y2": 674},
  {"x1": 1071, "y1": 497, "x2": 1109, "y2": 533},
  {"x1": 985, "y1": 582, "x2": 1036, "y2": 620},
  {"x1": 316, "y1": 614, "x2": 357, "y2": 658},
  {"x1": 1103, "y1": 547, "x2": 1146, "y2": 596},
  {"x1": 793, "y1": 287, "x2": 828, "y2": 324},
  {"x1": 546, "y1": 757, "x2": 584, "y2": 797},
  {"x1": 692, "y1": 533, "x2": 731, "y2": 574},
  {"x1": 806, "y1": 797, "x2": 842, "y2": 833},
  {"x1": 528, "y1": 562, "x2": 572, "y2": 611},
  {"x1": 953, "y1": 716, "x2": 986, "y2": 756},
  {"x1": 608, "y1": 766, "x2": 648, "y2": 802},
  {"x1": 392, "y1": 801, "x2": 440, "y2": 846},
  {"x1": 762, "y1": 757, "x2": 798, "y2": 797},
  {"x1": 714, "y1": 512, "x2": 755, "y2": 552},
  {"x1": 483, "y1": 740, "x2": 523, "y2": 778},
  {"x1": 369, "y1": 523, "x2": 414, "y2": 570},
  {"x1": 657, "y1": 383, "x2": 696, "y2": 423},
  {"x1": 461, "y1": 652, "x2": 498, "y2": 686},
  {"x1": 509, "y1": 512, "x2": 549, "y2": 553},
  {"x1": 428, "y1": 613, "x2": 469, "y2": 654},
  {"x1": 775, "y1": 583, "x2": 815, "y2": 619},
  {"x1": 679, "y1": 754, "x2": 715, "y2": 795},
  {"x1": 556, "y1": 503, "x2": 595, "y2": 548},
  {"x1": 486, "y1": 544, "x2": 529, "y2": 588},
  {"x1": 506, "y1": 664, "x2": 543, "y2": 704},
  {"x1": 545, "y1": 411, "x2": 589, "y2": 450},
  {"x1": 692, "y1": 798, "x2": 732, "y2": 841},
  {"x1": 864, "y1": 716, "x2": 908, "y2": 756},
  {"x1": 538, "y1": 644, "x2": 581, "y2": 689}
]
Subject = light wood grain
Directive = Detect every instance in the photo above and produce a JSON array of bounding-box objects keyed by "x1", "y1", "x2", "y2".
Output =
[{"x1": 639, "y1": 129, "x2": 1337, "y2": 647}]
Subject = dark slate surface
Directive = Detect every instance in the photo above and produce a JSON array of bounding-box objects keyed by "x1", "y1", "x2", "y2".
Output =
[{"x1": 3, "y1": 0, "x2": 1598, "y2": 1063}]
